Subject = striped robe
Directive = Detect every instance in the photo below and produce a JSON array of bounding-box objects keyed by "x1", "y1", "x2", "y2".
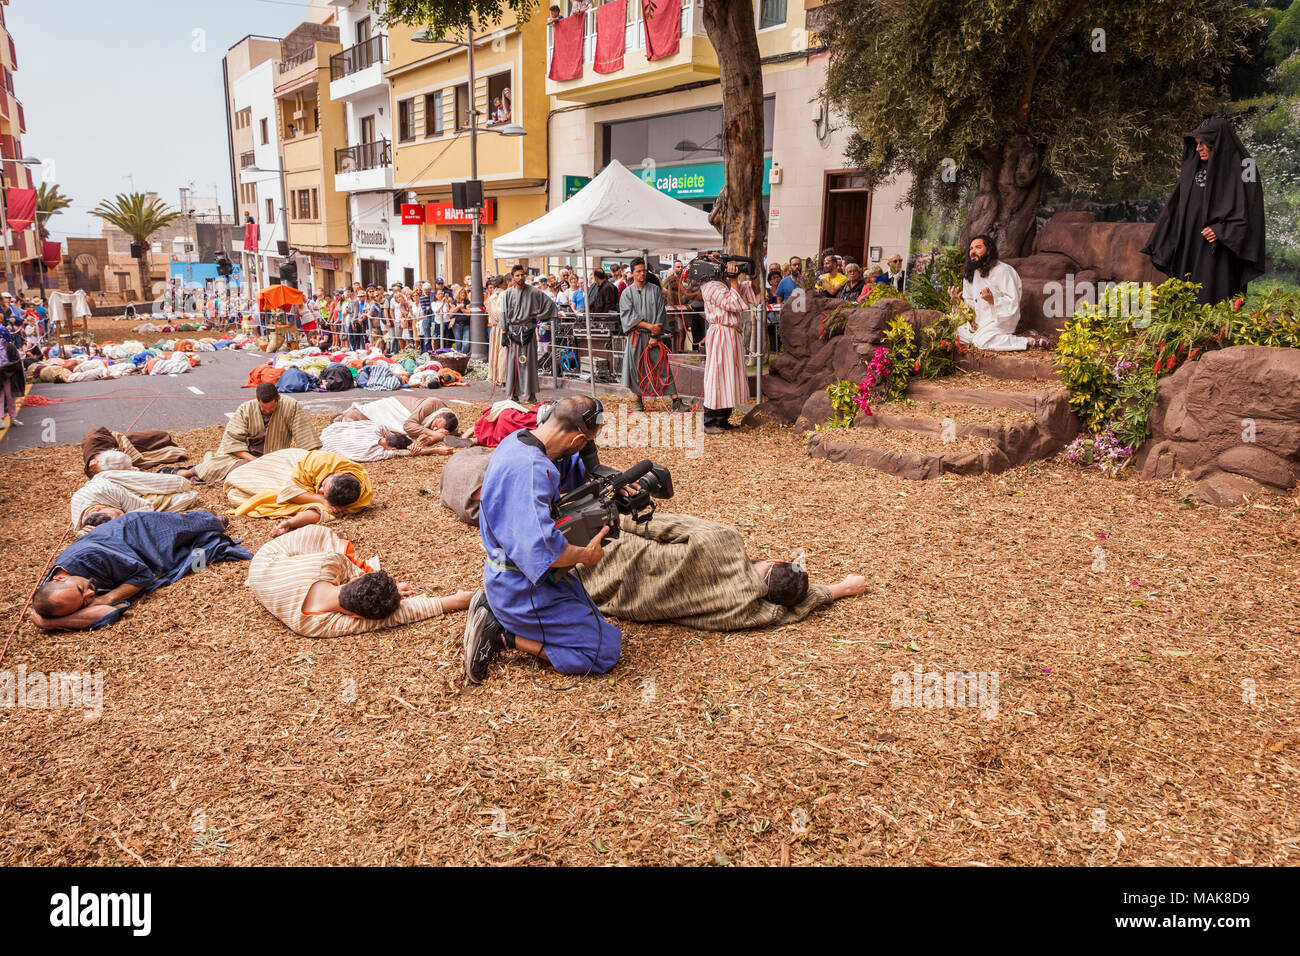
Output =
[
  {"x1": 192, "y1": 397, "x2": 321, "y2": 483},
  {"x1": 700, "y1": 280, "x2": 760, "y2": 409},
  {"x1": 577, "y1": 512, "x2": 832, "y2": 631},
  {"x1": 81, "y1": 427, "x2": 188, "y2": 477},
  {"x1": 246, "y1": 524, "x2": 444, "y2": 637},
  {"x1": 320, "y1": 420, "x2": 408, "y2": 462},
  {"x1": 70, "y1": 470, "x2": 200, "y2": 528}
]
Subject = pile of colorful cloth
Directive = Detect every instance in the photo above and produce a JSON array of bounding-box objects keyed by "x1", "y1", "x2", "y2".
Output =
[{"x1": 239, "y1": 345, "x2": 468, "y2": 394}]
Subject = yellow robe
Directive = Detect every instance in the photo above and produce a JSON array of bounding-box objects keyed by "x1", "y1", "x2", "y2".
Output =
[{"x1": 227, "y1": 449, "x2": 372, "y2": 519}]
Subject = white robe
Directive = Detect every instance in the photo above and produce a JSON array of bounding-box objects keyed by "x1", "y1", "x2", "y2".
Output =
[{"x1": 958, "y1": 260, "x2": 1026, "y2": 351}]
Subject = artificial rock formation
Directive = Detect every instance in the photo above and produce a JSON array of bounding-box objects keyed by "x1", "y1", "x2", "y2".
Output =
[{"x1": 1133, "y1": 345, "x2": 1300, "y2": 505}]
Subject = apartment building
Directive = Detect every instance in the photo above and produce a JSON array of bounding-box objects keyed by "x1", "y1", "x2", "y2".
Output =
[
  {"x1": 386, "y1": 9, "x2": 548, "y2": 283},
  {"x1": 545, "y1": 0, "x2": 912, "y2": 269},
  {"x1": 0, "y1": 0, "x2": 41, "y2": 291}
]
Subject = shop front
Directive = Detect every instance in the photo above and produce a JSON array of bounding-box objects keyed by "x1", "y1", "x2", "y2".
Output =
[{"x1": 353, "y1": 220, "x2": 391, "y2": 288}]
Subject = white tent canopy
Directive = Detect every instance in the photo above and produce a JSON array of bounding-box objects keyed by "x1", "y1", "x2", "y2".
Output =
[{"x1": 491, "y1": 160, "x2": 723, "y2": 259}]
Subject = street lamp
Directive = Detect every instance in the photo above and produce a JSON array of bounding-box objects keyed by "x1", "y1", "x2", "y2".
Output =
[
  {"x1": 412, "y1": 26, "x2": 526, "y2": 360},
  {"x1": 244, "y1": 164, "x2": 292, "y2": 290},
  {"x1": 1, "y1": 155, "x2": 44, "y2": 298}
]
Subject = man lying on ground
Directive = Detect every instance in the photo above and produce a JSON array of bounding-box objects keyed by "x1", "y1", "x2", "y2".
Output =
[
  {"x1": 179, "y1": 382, "x2": 320, "y2": 482},
  {"x1": 70, "y1": 469, "x2": 200, "y2": 532},
  {"x1": 576, "y1": 512, "x2": 867, "y2": 631},
  {"x1": 225, "y1": 447, "x2": 372, "y2": 537},
  {"x1": 246, "y1": 524, "x2": 473, "y2": 637},
  {"x1": 320, "y1": 419, "x2": 445, "y2": 462},
  {"x1": 82, "y1": 426, "x2": 188, "y2": 477},
  {"x1": 332, "y1": 395, "x2": 459, "y2": 451},
  {"x1": 27, "y1": 510, "x2": 252, "y2": 631}
]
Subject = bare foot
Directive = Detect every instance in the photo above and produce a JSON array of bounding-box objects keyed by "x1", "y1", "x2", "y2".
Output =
[{"x1": 270, "y1": 520, "x2": 292, "y2": 538}]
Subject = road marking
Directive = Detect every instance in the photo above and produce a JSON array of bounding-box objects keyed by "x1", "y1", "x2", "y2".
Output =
[{"x1": 188, "y1": 386, "x2": 204, "y2": 395}]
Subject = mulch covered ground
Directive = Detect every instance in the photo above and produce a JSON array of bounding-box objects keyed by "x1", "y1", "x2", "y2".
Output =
[{"x1": 1, "y1": 403, "x2": 1298, "y2": 866}]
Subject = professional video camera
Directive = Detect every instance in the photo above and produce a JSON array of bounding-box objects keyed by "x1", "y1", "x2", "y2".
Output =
[
  {"x1": 551, "y1": 459, "x2": 674, "y2": 550},
  {"x1": 688, "y1": 252, "x2": 757, "y2": 286}
]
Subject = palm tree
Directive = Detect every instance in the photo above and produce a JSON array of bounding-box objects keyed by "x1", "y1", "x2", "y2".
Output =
[
  {"x1": 90, "y1": 192, "x2": 180, "y2": 300},
  {"x1": 35, "y1": 182, "x2": 72, "y2": 241}
]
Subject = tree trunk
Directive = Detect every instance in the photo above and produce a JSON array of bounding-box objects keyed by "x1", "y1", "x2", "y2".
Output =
[
  {"x1": 137, "y1": 243, "x2": 151, "y2": 303},
  {"x1": 701, "y1": 0, "x2": 765, "y2": 273},
  {"x1": 958, "y1": 135, "x2": 1044, "y2": 258}
]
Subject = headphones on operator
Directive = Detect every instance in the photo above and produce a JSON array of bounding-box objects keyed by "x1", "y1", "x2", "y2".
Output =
[{"x1": 538, "y1": 397, "x2": 604, "y2": 430}]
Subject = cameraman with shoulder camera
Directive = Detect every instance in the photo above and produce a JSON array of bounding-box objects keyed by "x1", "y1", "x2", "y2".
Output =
[
  {"x1": 619, "y1": 258, "x2": 688, "y2": 414},
  {"x1": 700, "y1": 256, "x2": 762, "y2": 433},
  {"x1": 464, "y1": 396, "x2": 622, "y2": 684}
]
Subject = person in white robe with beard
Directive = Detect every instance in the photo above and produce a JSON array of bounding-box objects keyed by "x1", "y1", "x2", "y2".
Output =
[{"x1": 947, "y1": 235, "x2": 1050, "y2": 351}]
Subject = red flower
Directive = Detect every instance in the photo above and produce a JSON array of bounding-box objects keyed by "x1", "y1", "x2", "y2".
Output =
[
  {"x1": 1232, "y1": 298, "x2": 1244, "y2": 312},
  {"x1": 1165, "y1": 356, "x2": 1176, "y2": 371},
  {"x1": 913, "y1": 361, "x2": 921, "y2": 373},
  {"x1": 1153, "y1": 360, "x2": 1162, "y2": 375},
  {"x1": 1189, "y1": 348, "x2": 1200, "y2": 360}
]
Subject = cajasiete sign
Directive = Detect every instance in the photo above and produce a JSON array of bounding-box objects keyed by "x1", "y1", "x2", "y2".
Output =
[{"x1": 353, "y1": 222, "x2": 390, "y2": 252}]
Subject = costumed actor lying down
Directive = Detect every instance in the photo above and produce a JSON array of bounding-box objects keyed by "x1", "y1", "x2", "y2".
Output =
[
  {"x1": 27, "y1": 510, "x2": 252, "y2": 631},
  {"x1": 462, "y1": 396, "x2": 621, "y2": 684},
  {"x1": 577, "y1": 512, "x2": 867, "y2": 630},
  {"x1": 246, "y1": 524, "x2": 473, "y2": 637}
]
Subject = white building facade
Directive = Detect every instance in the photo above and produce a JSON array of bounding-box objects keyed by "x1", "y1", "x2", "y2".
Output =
[
  {"x1": 233, "y1": 59, "x2": 289, "y2": 291},
  {"x1": 329, "y1": 0, "x2": 419, "y2": 289}
]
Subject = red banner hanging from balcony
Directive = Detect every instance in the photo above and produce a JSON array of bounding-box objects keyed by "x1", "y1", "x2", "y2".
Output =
[
  {"x1": 42, "y1": 241, "x2": 63, "y2": 270},
  {"x1": 594, "y1": 0, "x2": 627, "y2": 74},
  {"x1": 242, "y1": 220, "x2": 259, "y2": 251},
  {"x1": 548, "y1": 13, "x2": 585, "y2": 82},
  {"x1": 5, "y1": 186, "x2": 35, "y2": 230},
  {"x1": 642, "y1": 0, "x2": 681, "y2": 61}
]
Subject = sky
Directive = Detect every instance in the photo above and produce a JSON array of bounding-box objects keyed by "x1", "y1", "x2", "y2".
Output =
[{"x1": 10, "y1": 0, "x2": 321, "y2": 242}]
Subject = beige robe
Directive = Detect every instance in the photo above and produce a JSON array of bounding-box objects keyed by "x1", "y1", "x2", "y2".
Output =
[{"x1": 193, "y1": 396, "x2": 321, "y2": 483}]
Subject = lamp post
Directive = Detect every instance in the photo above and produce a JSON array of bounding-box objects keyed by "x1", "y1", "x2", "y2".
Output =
[
  {"x1": 245, "y1": 163, "x2": 291, "y2": 287},
  {"x1": 0, "y1": 155, "x2": 43, "y2": 298},
  {"x1": 412, "y1": 27, "x2": 525, "y2": 360}
]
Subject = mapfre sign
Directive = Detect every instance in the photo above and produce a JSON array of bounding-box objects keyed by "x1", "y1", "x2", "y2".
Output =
[{"x1": 426, "y1": 199, "x2": 495, "y2": 226}]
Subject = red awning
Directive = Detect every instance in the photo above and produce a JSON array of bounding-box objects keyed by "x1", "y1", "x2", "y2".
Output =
[
  {"x1": 6, "y1": 186, "x2": 36, "y2": 230},
  {"x1": 42, "y1": 240, "x2": 61, "y2": 270}
]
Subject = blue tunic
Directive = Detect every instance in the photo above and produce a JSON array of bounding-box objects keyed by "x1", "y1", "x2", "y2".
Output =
[
  {"x1": 479, "y1": 431, "x2": 621, "y2": 675},
  {"x1": 48, "y1": 511, "x2": 253, "y2": 628}
]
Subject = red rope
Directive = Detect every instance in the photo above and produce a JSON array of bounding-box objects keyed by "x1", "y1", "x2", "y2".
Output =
[{"x1": 636, "y1": 337, "x2": 675, "y2": 399}]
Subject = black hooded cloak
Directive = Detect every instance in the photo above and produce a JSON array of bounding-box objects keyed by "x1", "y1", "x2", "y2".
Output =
[{"x1": 1142, "y1": 116, "x2": 1265, "y2": 305}]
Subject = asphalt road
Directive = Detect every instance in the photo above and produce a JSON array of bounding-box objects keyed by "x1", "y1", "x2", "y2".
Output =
[{"x1": 0, "y1": 349, "x2": 619, "y2": 454}]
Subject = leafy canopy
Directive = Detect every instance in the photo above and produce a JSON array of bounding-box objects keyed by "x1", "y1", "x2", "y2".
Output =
[
  {"x1": 377, "y1": 0, "x2": 536, "y2": 39},
  {"x1": 821, "y1": 0, "x2": 1264, "y2": 209},
  {"x1": 90, "y1": 193, "x2": 180, "y2": 243}
]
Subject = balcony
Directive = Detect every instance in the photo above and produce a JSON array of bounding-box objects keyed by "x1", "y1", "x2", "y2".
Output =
[
  {"x1": 334, "y1": 139, "x2": 393, "y2": 193},
  {"x1": 331, "y1": 34, "x2": 385, "y2": 81},
  {"x1": 545, "y1": 0, "x2": 716, "y2": 103},
  {"x1": 329, "y1": 34, "x2": 387, "y2": 101},
  {"x1": 278, "y1": 47, "x2": 316, "y2": 74},
  {"x1": 240, "y1": 150, "x2": 256, "y2": 170}
]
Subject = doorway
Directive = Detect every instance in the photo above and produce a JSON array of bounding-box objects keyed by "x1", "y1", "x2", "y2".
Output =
[
  {"x1": 359, "y1": 258, "x2": 387, "y2": 288},
  {"x1": 820, "y1": 171, "x2": 871, "y2": 266}
]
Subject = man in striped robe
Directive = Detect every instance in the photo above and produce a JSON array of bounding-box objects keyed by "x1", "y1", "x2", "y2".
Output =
[
  {"x1": 700, "y1": 264, "x2": 762, "y2": 433},
  {"x1": 577, "y1": 511, "x2": 867, "y2": 631},
  {"x1": 81, "y1": 426, "x2": 188, "y2": 477},
  {"x1": 184, "y1": 383, "x2": 320, "y2": 483},
  {"x1": 70, "y1": 469, "x2": 200, "y2": 531},
  {"x1": 245, "y1": 524, "x2": 473, "y2": 637}
]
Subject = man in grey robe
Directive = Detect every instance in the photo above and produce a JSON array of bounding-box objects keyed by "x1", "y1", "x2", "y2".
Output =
[
  {"x1": 501, "y1": 264, "x2": 556, "y2": 404},
  {"x1": 619, "y1": 259, "x2": 686, "y2": 412}
]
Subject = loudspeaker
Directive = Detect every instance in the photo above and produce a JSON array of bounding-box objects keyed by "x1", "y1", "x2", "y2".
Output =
[
  {"x1": 278, "y1": 259, "x2": 298, "y2": 288},
  {"x1": 277, "y1": 240, "x2": 290, "y2": 257},
  {"x1": 452, "y1": 179, "x2": 483, "y2": 210},
  {"x1": 129, "y1": 241, "x2": 143, "y2": 259}
]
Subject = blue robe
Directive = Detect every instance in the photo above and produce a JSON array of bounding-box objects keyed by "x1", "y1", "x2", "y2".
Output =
[
  {"x1": 48, "y1": 511, "x2": 253, "y2": 629},
  {"x1": 479, "y1": 431, "x2": 621, "y2": 675}
]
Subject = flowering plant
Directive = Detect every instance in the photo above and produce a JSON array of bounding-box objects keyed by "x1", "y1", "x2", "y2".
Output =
[
  {"x1": 1066, "y1": 428, "x2": 1135, "y2": 478},
  {"x1": 853, "y1": 346, "x2": 893, "y2": 416}
]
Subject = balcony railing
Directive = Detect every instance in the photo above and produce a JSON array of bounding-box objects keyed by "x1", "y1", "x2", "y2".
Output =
[
  {"x1": 335, "y1": 138, "x2": 391, "y2": 175},
  {"x1": 278, "y1": 46, "x2": 316, "y2": 74},
  {"x1": 330, "y1": 34, "x2": 386, "y2": 81},
  {"x1": 547, "y1": 0, "x2": 701, "y2": 71},
  {"x1": 240, "y1": 150, "x2": 256, "y2": 170}
]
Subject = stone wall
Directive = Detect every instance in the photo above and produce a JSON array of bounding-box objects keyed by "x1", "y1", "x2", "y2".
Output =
[{"x1": 1133, "y1": 345, "x2": 1300, "y2": 505}]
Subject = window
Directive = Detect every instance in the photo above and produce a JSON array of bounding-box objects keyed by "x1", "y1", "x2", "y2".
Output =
[
  {"x1": 259, "y1": 117, "x2": 269, "y2": 145},
  {"x1": 265, "y1": 198, "x2": 274, "y2": 223},
  {"x1": 486, "y1": 73, "x2": 511, "y2": 125},
  {"x1": 453, "y1": 83, "x2": 469, "y2": 131},
  {"x1": 235, "y1": 107, "x2": 251, "y2": 130},
  {"x1": 355, "y1": 16, "x2": 370, "y2": 44},
  {"x1": 758, "y1": 0, "x2": 787, "y2": 29},
  {"x1": 311, "y1": 187, "x2": 319, "y2": 220},
  {"x1": 601, "y1": 98, "x2": 776, "y2": 168},
  {"x1": 398, "y1": 98, "x2": 415, "y2": 141},
  {"x1": 424, "y1": 91, "x2": 444, "y2": 136}
]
